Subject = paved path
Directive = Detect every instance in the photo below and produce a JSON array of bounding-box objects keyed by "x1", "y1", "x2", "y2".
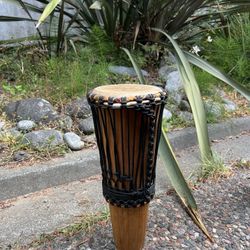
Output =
[
  {"x1": 0, "y1": 133, "x2": 249, "y2": 249},
  {"x1": 27, "y1": 168, "x2": 250, "y2": 250}
]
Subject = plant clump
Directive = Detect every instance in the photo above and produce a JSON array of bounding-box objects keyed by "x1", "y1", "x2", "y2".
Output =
[{"x1": 198, "y1": 154, "x2": 231, "y2": 181}]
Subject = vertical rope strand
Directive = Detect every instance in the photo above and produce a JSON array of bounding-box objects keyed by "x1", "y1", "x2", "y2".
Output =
[
  {"x1": 135, "y1": 112, "x2": 145, "y2": 190},
  {"x1": 99, "y1": 108, "x2": 113, "y2": 187},
  {"x1": 120, "y1": 109, "x2": 125, "y2": 189},
  {"x1": 91, "y1": 107, "x2": 105, "y2": 175},
  {"x1": 107, "y1": 108, "x2": 120, "y2": 180},
  {"x1": 87, "y1": 88, "x2": 166, "y2": 208},
  {"x1": 127, "y1": 109, "x2": 131, "y2": 190}
]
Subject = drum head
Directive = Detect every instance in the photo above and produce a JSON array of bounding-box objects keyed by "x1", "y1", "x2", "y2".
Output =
[{"x1": 88, "y1": 84, "x2": 165, "y2": 103}]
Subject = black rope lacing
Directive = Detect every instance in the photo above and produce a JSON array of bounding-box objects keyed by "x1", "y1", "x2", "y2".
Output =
[{"x1": 87, "y1": 91, "x2": 167, "y2": 208}]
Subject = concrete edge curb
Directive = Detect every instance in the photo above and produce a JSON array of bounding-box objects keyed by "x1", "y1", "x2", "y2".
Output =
[
  {"x1": 0, "y1": 150, "x2": 99, "y2": 201},
  {"x1": 0, "y1": 116, "x2": 249, "y2": 201},
  {"x1": 167, "y1": 116, "x2": 250, "y2": 151}
]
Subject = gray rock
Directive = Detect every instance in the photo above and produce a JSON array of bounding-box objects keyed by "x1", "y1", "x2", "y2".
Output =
[
  {"x1": 65, "y1": 97, "x2": 91, "y2": 119},
  {"x1": 3, "y1": 101, "x2": 19, "y2": 120},
  {"x1": 79, "y1": 117, "x2": 95, "y2": 135},
  {"x1": 216, "y1": 89, "x2": 227, "y2": 98},
  {"x1": 165, "y1": 71, "x2": 184, "y2": 93},
  {"x1": 158, "y1": 65, "x2": 177, "y2": 81},
  {"x1": 57, "y1": 115, "x2": 73, "y2": 131},
  {"x1": 163, "y1": 109, "x2": 172, "y2": 121},
  {"x1": 13, "y1": 151, "x2": 30, "y2": 162},
  {"x1": 179, "y1": 111, "x2": 193, "y2": 122},
  {"x1": 179, "y1": 100, "x2": 191, "y2": 112},
  {"x1": 160, "y1": 52, "x2": 176, "y2": 67},
  {"x1": 223, "y1": 98, "x2": 237, "y2": 112},
  {"x1": 3, "y1": 98, "x2": 58, "y2": 123},
  {"x1": 22, "y1": 130, "x2": 64, "y2": 149},
  {"x1": 165, "y1": 102, "x2": 179, "y2": 113},
  {"x1": 0, "y1": 143, "x2": 7, "y2": 151},
  {"x1": 84, "y1": 134, "x2": 96, "y2": 143},
  {"x1": 64, "y1": 132, "x2": 84, "y2": 151},
  {"x1": 168, "y1": 92, "x2": 182, "y2": 106},
  {"x1": 0, "y1": 128, "x2": 22, "y2": 140},
  {"x1": 204, "y1": 100, "x2": 224, "y2": 118},
  {"x1": 0, "y1": 121, "x2": 5, "y2": 130},
  {"x1": 152, "y1": 82, "x2": 164, "y2": 88},
  {"x1": 8, "y1": 128, "x2": 22, "y2": 138},
  {"x1": 108, "y1": 66, "x2": 149, "y2": 77},
  {"x1": 17, "y1": 120, "x2": 36, "y2": 132}
]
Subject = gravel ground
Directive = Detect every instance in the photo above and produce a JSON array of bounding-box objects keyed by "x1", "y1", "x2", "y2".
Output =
[{"x1": 28, "y1": 168, "x2": 250, "y2": 250}]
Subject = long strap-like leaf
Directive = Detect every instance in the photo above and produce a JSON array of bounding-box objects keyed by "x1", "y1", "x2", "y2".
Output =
[
  {"x1": 159, "y1": 130, "x2": 213, "y2": 242},
  {"x1": 121, "y1": 47, "x2": 146, "y2": 85},
  {"x1": 122, "y1": 47, "x2": 213, "y2": 241},
  {"x1": 185, "y1": 51, "x2": 250, "y2": 101},
  {"x1": 36, "y1": 0, "x2": 61, "y2": 27},
  {"x1": 0, "y1": 16, "x2": 36, "y2": 21},
  {"x1": 152, "y1": 28, "x2": 213, "y2": 163}
]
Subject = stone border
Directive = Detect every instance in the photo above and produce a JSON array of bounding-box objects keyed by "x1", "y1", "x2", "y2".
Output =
[{"x1": 0, "y1": 116, "x2": 249, "y2": 201}]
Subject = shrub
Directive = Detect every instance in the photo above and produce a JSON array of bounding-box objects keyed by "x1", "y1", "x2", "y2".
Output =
[
  {"x1": 203, "y1": 14, "x2": 250, "y2": 91},
  {"x1": 193, "y1": 68, "x2": 218, "y2": 96},
  {"x1": 0, "y1": 46, "x2": 112, "y2": 101}
]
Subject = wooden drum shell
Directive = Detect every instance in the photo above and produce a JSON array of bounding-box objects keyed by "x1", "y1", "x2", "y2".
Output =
[{"x1": 87, "y1": 84, "x2": 166, "y2": 250}]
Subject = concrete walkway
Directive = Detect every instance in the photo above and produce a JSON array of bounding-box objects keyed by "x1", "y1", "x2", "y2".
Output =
[{"x1": 0, "y1": 131, "x2": 249, "y2": 248}]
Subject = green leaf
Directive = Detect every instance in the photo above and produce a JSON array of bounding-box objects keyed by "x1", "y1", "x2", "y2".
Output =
[
  {"x1": 90, "y1": 1, "x2": 102, "y2": 10},
  {"x1": 152, "y1": 28, "x2": 212, "y2": 163},
  {"x1": 159, "y1": 131, "x2": 197, "y2": 208},
  {"x1": 0, "y1": 16, "x2": 36, "y2": 21},
  {"x1": 36, "y1": 0, "x2": 61, "y2": 28},
  {"x1": 121, "y1": 30, "x2": 213, "y2": 242},
  {"x1": 159, "y1": 130, "x2": 213, "y2": 242},
  {"x1": 133, "y1": 21, "x2": 141, "y2": 49},
  {"x1": 184, "y1": 52, "x2": 250, "y2": 101},
  {"x1": 121, "y1": 48, "x2": 146, "y2": 85}
]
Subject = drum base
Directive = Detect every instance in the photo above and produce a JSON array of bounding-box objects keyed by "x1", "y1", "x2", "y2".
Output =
[{"x1": 109, "y1": 204, "x2": 149, "y2": 250}]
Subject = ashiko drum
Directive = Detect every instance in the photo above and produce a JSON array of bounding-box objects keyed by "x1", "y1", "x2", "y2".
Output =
[{"x1": 87, "y1": 84, "x2": 166, "y2": 250}]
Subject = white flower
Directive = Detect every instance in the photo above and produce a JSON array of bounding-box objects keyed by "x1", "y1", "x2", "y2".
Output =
[
  {"x1": 192, "y1": 45, "x2": 201, "y2": 56},
  {"x1": 207, "y1": 36, "x2": 213, "y2": 43}
]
